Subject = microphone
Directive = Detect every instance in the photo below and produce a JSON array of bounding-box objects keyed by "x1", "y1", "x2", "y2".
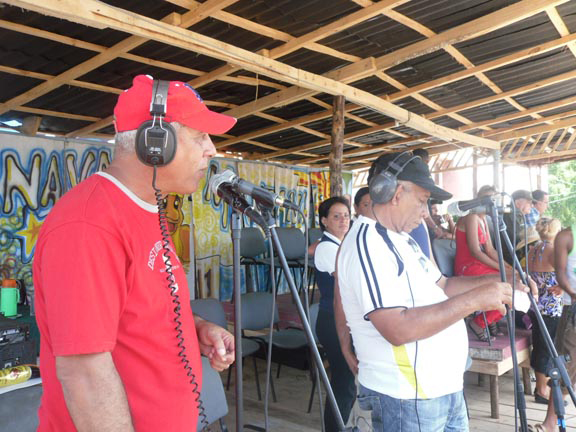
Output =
[
  {"x1": 212, "y1": 169, "x2": 299, "y2": 211},
  {"x1": 209, "y1": 176, "x2": 267, "y2": 228},
  {"x1": 447, "y1": 196, "x2": 494, "y2": 217}
]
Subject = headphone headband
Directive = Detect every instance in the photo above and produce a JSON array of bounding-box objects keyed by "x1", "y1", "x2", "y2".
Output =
[
  {"x1": 369, "y1": 151, "x2": 421, "y2": 204},
  {"x1": 135, "y1": 79, "x2": 177, "y2": 167}
]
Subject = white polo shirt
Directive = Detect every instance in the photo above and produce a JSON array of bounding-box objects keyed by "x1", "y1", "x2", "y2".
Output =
[{"x1": 337, "y1": 215, "x2": 468, "y2": 399}]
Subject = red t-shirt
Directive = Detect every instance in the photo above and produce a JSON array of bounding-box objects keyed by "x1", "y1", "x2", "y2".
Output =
[{"x1": 33, "y1": 172, "x2": 202, "y2": 431}]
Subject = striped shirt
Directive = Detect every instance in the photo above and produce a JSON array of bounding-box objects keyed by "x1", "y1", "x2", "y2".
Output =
[{"x1": 337, "y1": 215, "x2": 468, "y2": 399}]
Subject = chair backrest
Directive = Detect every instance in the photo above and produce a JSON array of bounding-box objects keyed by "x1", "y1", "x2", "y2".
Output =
[
  {"x1": 309, "y1": 302, "x2": 320, "y2": 344},
  {"x1": 190, "y1": 298, "x2": 227, "y2": 329},
  {"x1": 197, "y1": 356, "x2": 228, "y2": 431},
  {"x1": 275, "y1": 227, "x2": 306, "y2": 260},
  {"x1": 240, "y1": 292, "x2": 279, "y2": 331},
  {"x1": 240, "y1": 227, "x2": 267, "y2": 258},
  {"x1": 308, "y1": 228, "x2": 323, "y2": 246},
  {"x1": 0, "y1": 384, "x2": 41, "y2": 431},
  {"x1": 431, "y1": 238, "x2": 456, "y2": 277}
]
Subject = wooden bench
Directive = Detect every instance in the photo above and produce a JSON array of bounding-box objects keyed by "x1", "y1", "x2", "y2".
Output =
[{"x1": 466, "y1": 326, "x2": 532, "y2": 419}]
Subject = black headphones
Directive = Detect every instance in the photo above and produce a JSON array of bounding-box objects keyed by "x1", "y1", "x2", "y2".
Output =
[
  {"x1": 369, "y1": 151, "x2": 421, "y2": 204},
  {"x1": 135, "y1": 80, "x2": 177, "y2": 167}
]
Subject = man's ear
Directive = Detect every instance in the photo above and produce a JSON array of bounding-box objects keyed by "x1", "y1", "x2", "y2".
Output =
[{"x1": 390, "y1": 184, "x2": 403, "y2": 205}]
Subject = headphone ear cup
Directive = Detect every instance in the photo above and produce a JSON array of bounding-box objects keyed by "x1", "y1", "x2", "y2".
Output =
[
  {"x1": 369, "y1": 170, "x2": 397, "y2": 204},
  {"x1": 135, "y1": 121, "x2": 177, "y2": 167}
]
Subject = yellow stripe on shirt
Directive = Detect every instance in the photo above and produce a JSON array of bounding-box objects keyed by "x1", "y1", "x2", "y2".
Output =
[{"x1": 392, "y1": 344, "x2": 427, "y2": 399}]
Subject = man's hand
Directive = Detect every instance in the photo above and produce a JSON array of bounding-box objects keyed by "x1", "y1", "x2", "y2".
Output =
[
  {"x1": 549, "y1": 285, "x2": 563, "y2": 296},
  {"x1": 503, "y1": 269, "x2": 536, "y2": 299},
  {"x1": 525, "y1": 275, "x2": 538, "y2": 300},
  {"x1": 469, "y1": 282, "x2": 513, "y2": 315},
  {"x1": 195, "y1": 318, "x2": 235, "y2": 371}
]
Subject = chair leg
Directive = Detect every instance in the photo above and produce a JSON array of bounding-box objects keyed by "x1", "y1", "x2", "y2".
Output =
[
  {"x1": 276, "y1": 362, "x2": 282, "y2": 379},
  {"x1": 226, "y1": 363, "x2": 233, "y2": 390},
  {"x1": 307, "y1": 372, "x2": 317, "y2": 413},
  {"x1": 269, "y1": 370, "x2": 277, "y2": 403},
  {"x1": 252, "y1": 356, "x2": 262, "y2": 401},
  {"x1": 219, "y1": 418, "x2": 229, "y2": 432}
]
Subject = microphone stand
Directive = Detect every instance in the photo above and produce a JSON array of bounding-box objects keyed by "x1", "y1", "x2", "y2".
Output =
[
  {"x1": 231, "y1": 210, "x2": 245, "y2": 432},
  {"x1": 490, "y1": 203, "x2": 576, "y2": 432},
  {"x1": 261, "y1": 208, "x2": 358, "y2": 432},
  {"x1": 489, "y1": 202, "x2": 528, "y2": 432}
]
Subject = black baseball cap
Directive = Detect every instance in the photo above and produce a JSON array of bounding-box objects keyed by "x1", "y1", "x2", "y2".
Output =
[{"x1": 369, "y1": 152, "x2": 453, "y2": 201}]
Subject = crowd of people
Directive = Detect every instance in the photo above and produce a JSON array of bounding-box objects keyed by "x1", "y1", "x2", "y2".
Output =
[{"x1": 33, "y1": 73, "x2": 574, "y2": 432}]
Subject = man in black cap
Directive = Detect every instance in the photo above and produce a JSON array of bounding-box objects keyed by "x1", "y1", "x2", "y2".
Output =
[
  {"x1": 501, "y1": 189, "x2": 534, "y2": 265},
  {"x1": 336, "y1": 152, "x2": 521, "y2": 431}
]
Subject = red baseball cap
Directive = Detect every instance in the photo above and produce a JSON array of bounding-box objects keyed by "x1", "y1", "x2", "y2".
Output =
[{"x1": 114, "y1": 75, "x2": 237, "y2": 135}]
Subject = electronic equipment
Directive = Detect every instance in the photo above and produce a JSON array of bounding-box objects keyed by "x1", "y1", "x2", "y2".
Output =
[
  {"x1": 369, "y1": 151, "x2": 420, "y2": 204},
  {"x1": 0, "y1": 317, "x2": 35, "y2": 369},
  {"x1": 135, "y1": 80, "x2": 177, "y2": 167}
]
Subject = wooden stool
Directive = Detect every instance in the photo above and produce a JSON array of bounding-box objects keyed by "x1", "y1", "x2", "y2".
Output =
[{"x1": 466, "y1": 326, "x2": 532, "y2": 419}]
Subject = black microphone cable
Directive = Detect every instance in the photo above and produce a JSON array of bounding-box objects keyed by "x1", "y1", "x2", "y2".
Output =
[{"x1": 152, "y1": 166, "x2": 209, "y2": 431}]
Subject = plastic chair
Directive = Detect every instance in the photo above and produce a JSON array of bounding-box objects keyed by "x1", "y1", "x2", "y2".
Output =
[
  {"x1": 0, "y1": 384, "x2": 41, "y2": 431},
  {"x1": 197, "y1": 356, "x2": 229, "y2": 432},
  {"x1": 308, "y1": 227, "x2": 323, "y2": 246},
  {"x1": 190, "y1": 297, "x2": 228, "y2": 328},
  {"x1": 240, "y1": 227, "x2": 269, "y2": 292},
  {"x1": 240, "y1": 292, "x2": 309, "y2": 401},
  {"x1": 431, "y1": 238, "x2": 456, "y2": 277},
  {"x1": 306, "y1": 302, "x2": 327, "y2": 413},
  {"x1": 274, "y1": 227, "x2": 307, "y2": 294},
  {"x1": 190, "y1": 298, "x2": 263, "y2": 401}
]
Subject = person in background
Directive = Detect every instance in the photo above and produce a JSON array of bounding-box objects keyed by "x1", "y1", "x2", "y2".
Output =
[
  {"x1": 454, "y1": 185, "x2": 509, "y2": 341},
  {"x1": 502, "y1": 189, "x2": 534, "y2": 265},
  {"x1": 314, "y1": 197, "x2": 355, "y2": 432},
  {"x1": 353, "y1": 186, "x2": 375, "y2": 221},
  {"x1": 533, "y1": 225, "x2": 576, "y2": 432},
  {"x1": 526, "y1": 190, "x2": 550, "y2": 228},
  {"x1": 528, "y1": 217, "x2": 563, "y2": 405},
  {"x1": 426, "y1": 200, "x2": 455, "y2": 240},
  {"x1": 33, "y1": 75, "x2": 235, "y2": 431}
]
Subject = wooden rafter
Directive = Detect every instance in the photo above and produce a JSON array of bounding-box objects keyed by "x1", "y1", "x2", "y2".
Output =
[{"x1": 1, "y1": 0, "x2": 575, "y2": 167}]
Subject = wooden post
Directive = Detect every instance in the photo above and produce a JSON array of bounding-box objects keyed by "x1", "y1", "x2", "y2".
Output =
[
  {"x1": 20, "y1": 116, "x2": 42, "y2": 136},
  {"x1": 329, "y1": 95, "x2": 345, "y2": 197},
  {"x1": 472, "y1": 152, "x2": 478, "y2": 196},
  {"x1": 492, "y1": 149, "x2": 501, "y2": 191}
]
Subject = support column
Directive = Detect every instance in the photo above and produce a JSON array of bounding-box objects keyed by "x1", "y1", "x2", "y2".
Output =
[
  {"x1": 329, "y1": 95, "x2": 345, "y2": 197},
  {"x1": 472, "y1": 152, "x2": 478, "y2": 196},
  {"x1": 492, "y1": 149, "x2": 501, "y2": 191}
]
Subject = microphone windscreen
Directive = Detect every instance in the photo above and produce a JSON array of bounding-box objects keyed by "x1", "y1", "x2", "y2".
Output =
[
  {"x1": 209, "y1": 170, "x2": 236, "y2": 195},
  {"x1": 446, "y1": 201, "x2": 468, "y2": 217}
]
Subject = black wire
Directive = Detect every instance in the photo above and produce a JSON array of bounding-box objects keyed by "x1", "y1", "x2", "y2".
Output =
[
  {"x1": 152, "y1": 167, "x2": 209, "y2": 431},
  {"x1": 405, "y1": 271, "x2": 421, "y2": 432}
]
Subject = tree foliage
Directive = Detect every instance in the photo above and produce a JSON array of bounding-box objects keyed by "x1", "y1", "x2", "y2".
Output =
[{"x1": 548, "y1": 160, "x2": 576, "y2": 228}]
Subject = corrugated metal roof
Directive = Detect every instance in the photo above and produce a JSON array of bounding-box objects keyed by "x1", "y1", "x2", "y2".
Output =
[{"x1": 0, "y1": 0, "x2": 575, "y2": 167}]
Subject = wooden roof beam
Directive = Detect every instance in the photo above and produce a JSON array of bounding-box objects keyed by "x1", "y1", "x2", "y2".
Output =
[
  {"x1": 491, "y1": 116, "x2": 576, "y2": 141},
  {"x1": 4, "y1": 0, "x2": 498, "y2": 150},
  {"x1": 0, "y1": 0, "x2": 240, "y2": 117}
]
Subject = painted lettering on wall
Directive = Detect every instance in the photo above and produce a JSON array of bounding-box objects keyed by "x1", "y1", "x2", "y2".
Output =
[{"x1": 0, "y1": 143, "x2": 112, "y2": 287}]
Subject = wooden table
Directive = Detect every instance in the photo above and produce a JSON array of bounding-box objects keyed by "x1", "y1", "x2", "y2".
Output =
[{"x1": 466, "y1": 326, "x2": 532, "y2": 419}]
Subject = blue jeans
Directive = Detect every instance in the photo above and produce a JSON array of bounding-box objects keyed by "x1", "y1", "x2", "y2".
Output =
[{"x1": 357, "y1": 384, "x2": 469, "y2": 431}]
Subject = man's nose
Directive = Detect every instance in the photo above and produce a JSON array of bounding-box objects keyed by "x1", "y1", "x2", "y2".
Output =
[{"x1": 205, "y1": 136, "x2": 216, "y2": 157}]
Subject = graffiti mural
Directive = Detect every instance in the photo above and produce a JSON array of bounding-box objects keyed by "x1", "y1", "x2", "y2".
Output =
[
  {"x1": 1, "y1": 134, "x2": 352, "y2": 302},
  {"x1": 0, "y1": 134, "x2": 113, "y2": 288}
]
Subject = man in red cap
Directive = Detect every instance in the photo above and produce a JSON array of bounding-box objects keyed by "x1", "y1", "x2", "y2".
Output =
[{"x1": 33, "y1": 75, "x2": 236, "y2": 431}]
